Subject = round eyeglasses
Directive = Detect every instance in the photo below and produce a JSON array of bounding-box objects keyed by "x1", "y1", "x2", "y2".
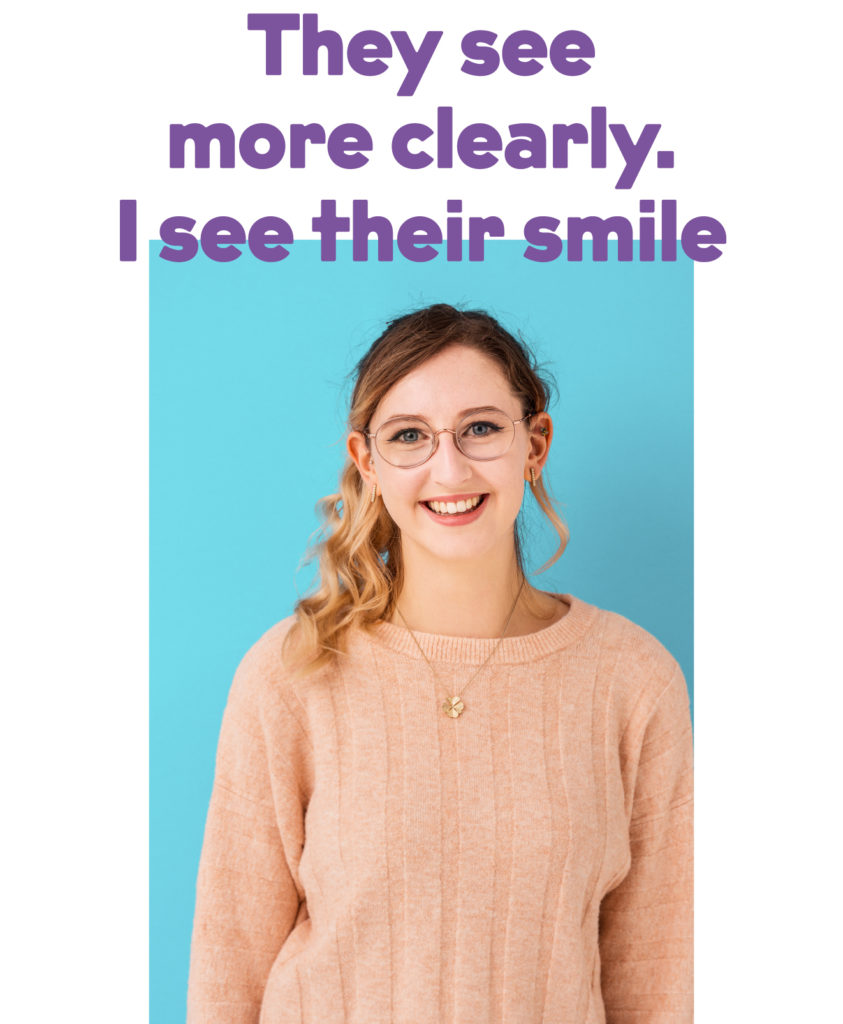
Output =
[{"x1": 366, "y1": 409, "x2": 534, "y2": 468}]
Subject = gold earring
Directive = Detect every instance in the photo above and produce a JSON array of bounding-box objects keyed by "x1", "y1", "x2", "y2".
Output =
[
  {"x1": 370, "y1": 483, "x2": 377, "y2": 504},
  {"x1": 529, "y1": 467, "x2": 536, "y2": 486}
]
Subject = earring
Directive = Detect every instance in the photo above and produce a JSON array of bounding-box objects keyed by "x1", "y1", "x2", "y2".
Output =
[
  {"x1": 370, "y1": 483, "x2": 377, "y2": 504},
  {"x1": 529, "y1": 467, "x2": 537, "y2": 486}
]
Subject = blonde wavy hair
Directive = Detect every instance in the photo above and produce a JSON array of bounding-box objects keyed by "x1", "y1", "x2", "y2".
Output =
[{"x1": 284, "y1": 304, "x2": 569, "y2": 672}]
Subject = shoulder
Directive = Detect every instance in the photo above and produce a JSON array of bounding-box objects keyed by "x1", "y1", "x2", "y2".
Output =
[
  {"x1": 589, "y1": 604, "x2": 681, "y2": 682},
  {"x1": 570, "y1": 598, "x2": 689, "y2": 728},
  {"x1": 215, "y1": 616, "x2": 316, "y2": 795},
  {"x1": 227, "y1": 614, "x2": 349, "y2": 722},
  {"x1": 235, "y1": 615, "x2": 297, "y2": 682},
  {"x1": 225, "y1": 615, "x2": 304, "y2": 722}
]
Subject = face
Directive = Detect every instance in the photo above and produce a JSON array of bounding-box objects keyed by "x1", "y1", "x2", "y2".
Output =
[{"x1": 348, "y1": 345, "x2": 552, "y2": 569}]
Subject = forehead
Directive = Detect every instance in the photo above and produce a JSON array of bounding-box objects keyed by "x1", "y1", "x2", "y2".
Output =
[{"x1": 374, "y1": 345, "x2": 518, "y2": 422}]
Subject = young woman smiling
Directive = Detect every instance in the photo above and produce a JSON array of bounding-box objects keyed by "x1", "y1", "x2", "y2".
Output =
[{"x1": 187, "y1": 304, "x2": 693, "y2": 1024}]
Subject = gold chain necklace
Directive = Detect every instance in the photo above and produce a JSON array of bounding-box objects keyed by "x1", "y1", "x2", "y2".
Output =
[{"x1": 394, "y1": 577, "x2": 526, "y2": 718}]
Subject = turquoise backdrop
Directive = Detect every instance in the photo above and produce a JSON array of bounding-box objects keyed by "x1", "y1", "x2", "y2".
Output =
[{"x1": 150, "y1": 241, "x2": 693, "y2": 1022}]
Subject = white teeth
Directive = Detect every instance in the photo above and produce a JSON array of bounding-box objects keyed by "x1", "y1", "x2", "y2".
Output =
[{"x1": 427, "y1": 496, "x2": 482, "y2": 515}]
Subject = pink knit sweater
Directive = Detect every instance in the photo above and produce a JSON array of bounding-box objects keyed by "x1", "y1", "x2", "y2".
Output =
[{"x1": 187, "y1": 596, "x2": 693, "y2": 1024}]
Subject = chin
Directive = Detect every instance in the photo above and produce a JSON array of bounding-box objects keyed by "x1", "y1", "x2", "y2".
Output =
[{"x1": 419, "y1": 524, "x2": 514, "y2": 566}]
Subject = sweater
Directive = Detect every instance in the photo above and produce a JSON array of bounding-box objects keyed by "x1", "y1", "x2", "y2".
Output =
[{"x1": 187, "y1": 595, "x2": 693, "y2": 1024}]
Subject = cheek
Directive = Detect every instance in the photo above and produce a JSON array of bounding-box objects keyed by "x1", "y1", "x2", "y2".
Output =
[
  {"x1": 500, "y1": 476, "x2": 527, "y2": 518},
  {"x1": 494, "y1": 451, "x2": 528, "y2": 498},
  {"x1": 378, "y1": 470, "x2": 422, "y2": 522},
  {"x1": 491, "y1": 461, "x2": 529, "y2": 525}
]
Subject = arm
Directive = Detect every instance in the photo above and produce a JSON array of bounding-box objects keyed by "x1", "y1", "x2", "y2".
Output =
[
  {"x1": 187, "y1": 649, "x2": 309, "y2": 1024},
  {"x1": 599, "y1": 666, "x2": 693, "y2": 1024}
]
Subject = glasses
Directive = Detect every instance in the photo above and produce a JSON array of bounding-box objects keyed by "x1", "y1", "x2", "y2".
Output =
[{"x1": 366, "y1": 408, "x2": 534, "y2": 468}]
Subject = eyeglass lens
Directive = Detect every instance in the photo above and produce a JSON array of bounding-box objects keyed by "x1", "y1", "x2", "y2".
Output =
[{"x1": 375, "y1": 411, "x2": 517, "y2": 467}]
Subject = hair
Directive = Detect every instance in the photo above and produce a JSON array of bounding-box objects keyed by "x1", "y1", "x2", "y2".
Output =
[{"x1": 284, "y1": 303, "x2": 569, "y2": 672}]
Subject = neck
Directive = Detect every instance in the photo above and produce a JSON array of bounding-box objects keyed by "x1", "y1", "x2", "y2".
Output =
[{"x1": 394, "y1": 547, "x2": 524, "y2": 638}]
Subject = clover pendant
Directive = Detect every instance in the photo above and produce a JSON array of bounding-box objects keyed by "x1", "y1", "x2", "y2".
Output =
[{"x1": 442, "y1": 695, "x2": 465, "y2": 718}]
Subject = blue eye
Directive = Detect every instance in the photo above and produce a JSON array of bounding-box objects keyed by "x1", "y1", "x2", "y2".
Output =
[
  {"x1": 464, "y1": 420, "x2": 503, "y2": 438},
  {"x1": 386, "y1": 426, "x2": 429, "y2": 446}
]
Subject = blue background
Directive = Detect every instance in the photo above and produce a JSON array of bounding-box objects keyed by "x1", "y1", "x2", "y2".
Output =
[{"x1": 150, "y1": 241, "x2": 692, "y2": 1022}]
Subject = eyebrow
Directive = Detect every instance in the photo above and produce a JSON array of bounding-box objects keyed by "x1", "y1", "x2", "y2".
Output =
[{"x1": 379, "y1": 405, "x2": 507, "y2": 423}]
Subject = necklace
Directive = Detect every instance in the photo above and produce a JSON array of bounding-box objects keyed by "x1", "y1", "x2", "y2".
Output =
[{"x1": 394, "y1": 577, "x2": 526, "y2": 718}]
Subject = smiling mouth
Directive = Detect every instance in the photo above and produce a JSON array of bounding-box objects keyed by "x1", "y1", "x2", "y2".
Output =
[{"x1": 423, "y1": 494, "x2": 487, "y2": 516}]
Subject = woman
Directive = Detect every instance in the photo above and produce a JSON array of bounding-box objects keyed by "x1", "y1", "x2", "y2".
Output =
[{"x1": 187, "y1": 304, "x2": 693, "y2": 1024}]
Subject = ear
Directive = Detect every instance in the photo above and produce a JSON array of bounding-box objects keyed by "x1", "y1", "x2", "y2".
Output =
[
  {"x1": 524, "y1": 412, "x2": 553, "y2": 482},
  {"x1": 347, "y1": 430, "x2": 378, "y2": 489}
]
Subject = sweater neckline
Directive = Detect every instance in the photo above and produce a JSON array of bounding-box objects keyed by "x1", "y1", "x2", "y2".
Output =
[{"x1": 367, "y1": 594, "x2": 598, "y2": 665}]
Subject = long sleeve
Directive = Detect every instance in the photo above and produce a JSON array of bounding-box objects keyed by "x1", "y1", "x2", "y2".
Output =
[
  {"x1": 187, "y1": 639, "x2": 311, "y2": 1024},
  {"x1": 599, "y1": 665, "x2": 694, "y2": 1024}
]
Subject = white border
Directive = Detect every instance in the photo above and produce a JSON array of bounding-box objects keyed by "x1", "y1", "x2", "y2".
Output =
[{"x1": 3, "y1": 1, "x2": 838, "y2": 1019}]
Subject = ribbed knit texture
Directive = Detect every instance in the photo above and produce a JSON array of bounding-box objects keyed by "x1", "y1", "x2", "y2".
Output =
[{"x1": 187, "y1": 596, "x2": 693, "y2": 1024}]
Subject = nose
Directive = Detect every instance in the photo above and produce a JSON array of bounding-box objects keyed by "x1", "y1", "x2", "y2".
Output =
[{"x1": 429, "y1": 429, "x2": 473, "y2": 485}]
